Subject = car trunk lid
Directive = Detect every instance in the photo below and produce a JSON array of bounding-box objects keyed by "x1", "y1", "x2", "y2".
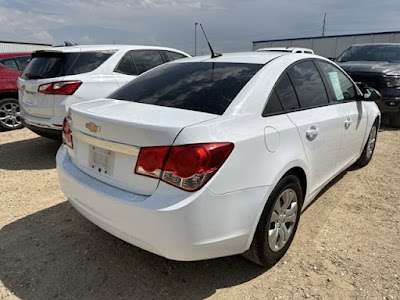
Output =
[{"x1": 67, "y1": 99, "x2": 218, "y2": 195}]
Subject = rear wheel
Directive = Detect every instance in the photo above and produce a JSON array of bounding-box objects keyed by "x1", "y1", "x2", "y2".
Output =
[
  {"x1": 356, "y1": 120, "x2": 378, "y2": 167},
  {"x1": 390, "y1": 113, "x2": 400, "y2": 128},
  {"x1": 243, "y1": 175, "x2": 303, "y2": 267},
  {"x1": 0, "y1": 98, "x2": 23, "y2": 130}
]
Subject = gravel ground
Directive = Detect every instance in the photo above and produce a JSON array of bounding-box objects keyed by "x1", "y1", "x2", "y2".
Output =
[{"x1": 0, "y1": 127, "x2": 399, "y2": 300}]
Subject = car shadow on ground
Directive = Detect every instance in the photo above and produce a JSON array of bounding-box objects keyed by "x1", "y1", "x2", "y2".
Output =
[
  {"x1": 0, "y1": 202, "x2": 266, "y2": 300},
  {"x1": 0, "y1": 136, "x2": 60, "y2": 170}
]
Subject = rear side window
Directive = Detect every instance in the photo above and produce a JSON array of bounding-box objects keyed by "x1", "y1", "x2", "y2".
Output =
[
  {"x1": 275, "y1": 73, "x2": 299, "y2": 111},
  {"x1": 130, "y1": 50, "x2": 164, "y2": 75},
  {"x1": 66, "y1": 52, "x2": 113, "y2": 75},
  {"x1": 164, "y1": 51, "x2": 187, "y2": 61},
  {"x1": 110, "y1": 62, "x2": 263, "y2": 115},
  {"x1": 15, "y1": 56, "x2": 31, "y2": 71},
  {"x1": 287, "y1": 61, "x2": 329, "y2": 108},
  {"x1": 263, "y1": 90, "x2": 284, "y2": 116},
  {"x1": 21, "y1": 51, "x2": 114, "y2": 79},
  {"x1": 115, "y1": 52, "x2": 137, "y2": 75},
  {"x1": 0, "y1": 58, "x2": 19, "y2": 71}
]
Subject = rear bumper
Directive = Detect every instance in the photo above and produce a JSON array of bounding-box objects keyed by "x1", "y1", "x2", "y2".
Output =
[
  {"x1": 21, "y1": 109, "x2": 63, "y2": 131},
  {"x1": 56, "y1": 146, "x2": 271, "y2": 261}
]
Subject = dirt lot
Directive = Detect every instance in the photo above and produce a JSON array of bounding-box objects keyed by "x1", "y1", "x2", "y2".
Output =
[{"x1": 0, "y1": 127, "x2": 399, "y2": 300}]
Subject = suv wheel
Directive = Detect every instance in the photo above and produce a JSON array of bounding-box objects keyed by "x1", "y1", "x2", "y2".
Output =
[
  {"x1": 0, "y1": 98, "x2": 23, "y2": 130},
  {"x1": 243, "y1": 175, "x2": 303, "y2": 267}
]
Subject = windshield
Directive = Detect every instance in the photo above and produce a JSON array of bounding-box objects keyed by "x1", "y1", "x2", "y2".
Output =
[
  {"x1": 337, "y1": 45, "x2": 400, "y2": 63},
  {"x1": 110, "y1": 62, "x2": 263, "y2": 115}
]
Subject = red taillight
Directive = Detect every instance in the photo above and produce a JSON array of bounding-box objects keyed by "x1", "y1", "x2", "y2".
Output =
[
  {"x1": 62, "y1": 117, "x2": 73, "y2": 148},
  {"x1": 38, "y1": 81, "x2": 82, "y2": 95},
  {"x1": 135, "y1": 143, "x2": 234, "y2": 191}
]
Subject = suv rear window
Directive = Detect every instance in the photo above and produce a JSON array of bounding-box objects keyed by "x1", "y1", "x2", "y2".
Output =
[
  {"x1": 21, "y1": 51, "x2": 115, "y2": 79},
  {"x1": 110, "y1": 62, "x2": 263, "y2": 115}
]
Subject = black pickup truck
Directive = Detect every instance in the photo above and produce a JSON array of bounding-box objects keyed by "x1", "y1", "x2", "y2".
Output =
[{"x1": 337, "y1": 43, "x2": 400, "y2": 127}]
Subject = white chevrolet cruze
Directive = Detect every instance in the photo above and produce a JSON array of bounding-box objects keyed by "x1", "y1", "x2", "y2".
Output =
[
  {"x1": 17, "y1": 45, "x2": 190, "y2": 139},
  {"x1": 56, "y1": 51, "x2": 380, "y2": 266}
]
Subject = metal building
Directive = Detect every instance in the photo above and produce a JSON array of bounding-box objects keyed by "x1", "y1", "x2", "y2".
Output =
[
  {"x1": 253, "y1": 30, "x2": 400, "y2": 58},
  {"x1": 0, "y1": 40, "x2": 52, "y2": 53}
]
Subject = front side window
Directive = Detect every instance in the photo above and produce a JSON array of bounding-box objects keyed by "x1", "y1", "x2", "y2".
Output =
[
  {"x1": 130, "y1": 50, "x2": 164, "y2": 75},
  {"x1": 110, "y1": 62, "x2": 263, "y2": 115},
  {"x1": 319, "y1": 61, "x2": 357, "y2": 101},
  {"x1": 287, "y1": 60, "x2": 329, "y2": 109}
]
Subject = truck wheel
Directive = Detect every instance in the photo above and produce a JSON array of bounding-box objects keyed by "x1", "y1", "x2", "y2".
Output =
[{"x1": 390, "y1": 113, "x2": 400, "y2": 128}]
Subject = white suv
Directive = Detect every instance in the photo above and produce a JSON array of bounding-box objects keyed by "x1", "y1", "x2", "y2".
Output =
[
  {"x1": 18, "y1": 45, "x2": 190, "y2": 138},
  {"x1": 256, "y1": 47, "x2": 314, "y2": 54}
]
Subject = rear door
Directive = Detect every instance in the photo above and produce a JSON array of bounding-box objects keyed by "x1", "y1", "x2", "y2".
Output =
[
  {"x1": 318, "y1": 60, "x2": 368, "y2": 169},
  {"x1": 281, "y1": 60, "x2": 343, "y2": 195},
  {"x1": 18, "y1": 51, "x2": 76, "y2": 118}
]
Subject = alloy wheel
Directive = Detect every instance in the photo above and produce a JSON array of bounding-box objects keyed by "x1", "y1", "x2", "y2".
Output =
[
  {"x1": 268, "y1": 188, "x2": 298, "y2": 252},
  {"x1": 0, "y1": 101, "x2": 21, "y2": 129}
]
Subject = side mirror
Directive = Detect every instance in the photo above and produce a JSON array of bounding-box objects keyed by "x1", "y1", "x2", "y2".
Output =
[
  {"x1": 357, "y1": 83, "x2": 381, "y2": 101},
  {"x1": 328, "y1": 57, "x2": 335, "y2": 61}
]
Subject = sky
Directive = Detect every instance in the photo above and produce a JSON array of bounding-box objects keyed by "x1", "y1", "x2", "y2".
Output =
[{"x1": 1, "y1": 0, "x2": 400, "y2": 55}]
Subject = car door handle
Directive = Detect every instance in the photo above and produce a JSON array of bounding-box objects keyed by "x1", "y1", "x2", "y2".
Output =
[
  {"x1": 344, "y1": 118, "x2": 352, "y2": 129},
  {"x1": 306, "y1": 126, "x2": 319, "y2": 140}
]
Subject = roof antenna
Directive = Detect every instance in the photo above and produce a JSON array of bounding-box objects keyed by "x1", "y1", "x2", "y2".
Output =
[{"x1": 199, "y1": 24, "x2": 222, "y2": 58}]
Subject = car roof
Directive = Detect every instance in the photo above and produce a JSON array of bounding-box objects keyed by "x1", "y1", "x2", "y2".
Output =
[
  {"x1": 0, "y1": 52, "x2": 31, "y2": 58},
  {"x1": 171, "y1": 51, "x2": 315, "y2": 65},
  {"x1": 34, "y1": 44, "x2": 189, "y2": 55},
  {"x1": 256, "y1": 47, "x2": 314, "y2": 53}
]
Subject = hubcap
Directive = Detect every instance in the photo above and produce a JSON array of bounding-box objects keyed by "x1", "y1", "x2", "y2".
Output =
[
  {"x1": 268, "y1": 188, "x2": 298, "y2": 252},
  {"x1": 366, "y1": 125, "x2": 377, "y2": 159},
  {"x1": 0, "y1": 102, "x2": 21, "y2": 129}
]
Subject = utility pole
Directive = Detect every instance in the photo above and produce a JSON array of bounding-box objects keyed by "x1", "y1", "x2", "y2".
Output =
[
  {"x1": 194, "y1": 22, "x2": 198, "y2": 56},
  {"x1": 322, "y1": 13, "x2": 327, "y2": 36}
]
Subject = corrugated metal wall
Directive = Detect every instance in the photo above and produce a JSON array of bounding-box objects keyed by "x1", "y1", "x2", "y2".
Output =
[
  {"x1": 0, "y1": 42, "x2": 51, "y2": 53},
  {"x1": 253, "y1": 32, "x2": 400, "y2": 58}
]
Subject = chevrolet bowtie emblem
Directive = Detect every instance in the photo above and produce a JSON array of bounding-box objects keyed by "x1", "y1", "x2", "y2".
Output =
[{"x1": 86, "y1": 122, "x2": 101, "y2": 133}]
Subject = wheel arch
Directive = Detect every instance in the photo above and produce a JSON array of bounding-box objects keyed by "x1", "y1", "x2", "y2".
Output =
[
  {"x1": 0, "y1": 90, "x2": 18, "y2": 100},
  {"x1": 245, "y1": 163, "x2": 308, "y2": 251}
]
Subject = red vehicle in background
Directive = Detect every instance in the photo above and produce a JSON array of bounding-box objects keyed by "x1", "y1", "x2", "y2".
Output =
[{"x1": 0, "y1": 52, "x2": 31, "y2": 130}]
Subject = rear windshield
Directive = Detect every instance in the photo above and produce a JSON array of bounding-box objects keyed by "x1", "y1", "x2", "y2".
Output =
[
  {"x1": 21, "y1": 51, "x2": 115, "y2": 79},
  {"x1": 338, "y1": 45, "x2": 400, "y2": 63},
  {"x1": 109, "y1": 62, "x2": 263, "y2": 115}
]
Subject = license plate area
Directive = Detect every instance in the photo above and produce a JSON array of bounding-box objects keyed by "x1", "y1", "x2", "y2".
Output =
[{"x1": 88, "y1": 145, "x2": 114, "y2": 176}]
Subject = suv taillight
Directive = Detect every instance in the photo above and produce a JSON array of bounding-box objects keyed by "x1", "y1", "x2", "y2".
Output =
[
  {"x1": 135, "y1": 143, "x2": 234, "y2": 191},
  {"x1": 39, "y1": 81, "x2": 82, "y2": 95},
  {"x1": 62, "y1": 117, "x2": 73, "y2": 148}
]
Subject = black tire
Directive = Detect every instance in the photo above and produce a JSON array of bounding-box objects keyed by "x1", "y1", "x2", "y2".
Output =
[
  {"x1": 390, "y1": 113, "x2": 400, "y2": 128},
  {"x1": 243, "y1": 175, "x2": 303, "y2": 267},
  {"x1": 356, "y1": 119, "x2": 379, "y2": 167},
  {"x1": 0, "y1": 98, "x2": 23, "y2": 131},
  {"x1": 29, "y1": 128, "x2": 62, "y2": 141}
]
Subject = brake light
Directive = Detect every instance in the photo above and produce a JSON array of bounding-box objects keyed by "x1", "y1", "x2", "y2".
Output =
[
  {"x1": 38, "y1": 81, "x2": 82, "y2": 95},
  {"x1": 62, "y1": 117, "x2": 73, "y2": 148},
  {"x1": 135, "y1": 143, "x2": 234, "y2": 191}
]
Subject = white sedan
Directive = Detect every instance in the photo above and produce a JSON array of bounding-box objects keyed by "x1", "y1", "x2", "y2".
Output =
[{"x1": 56, "y1": 51, "x2": 380, "y2": 266}]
